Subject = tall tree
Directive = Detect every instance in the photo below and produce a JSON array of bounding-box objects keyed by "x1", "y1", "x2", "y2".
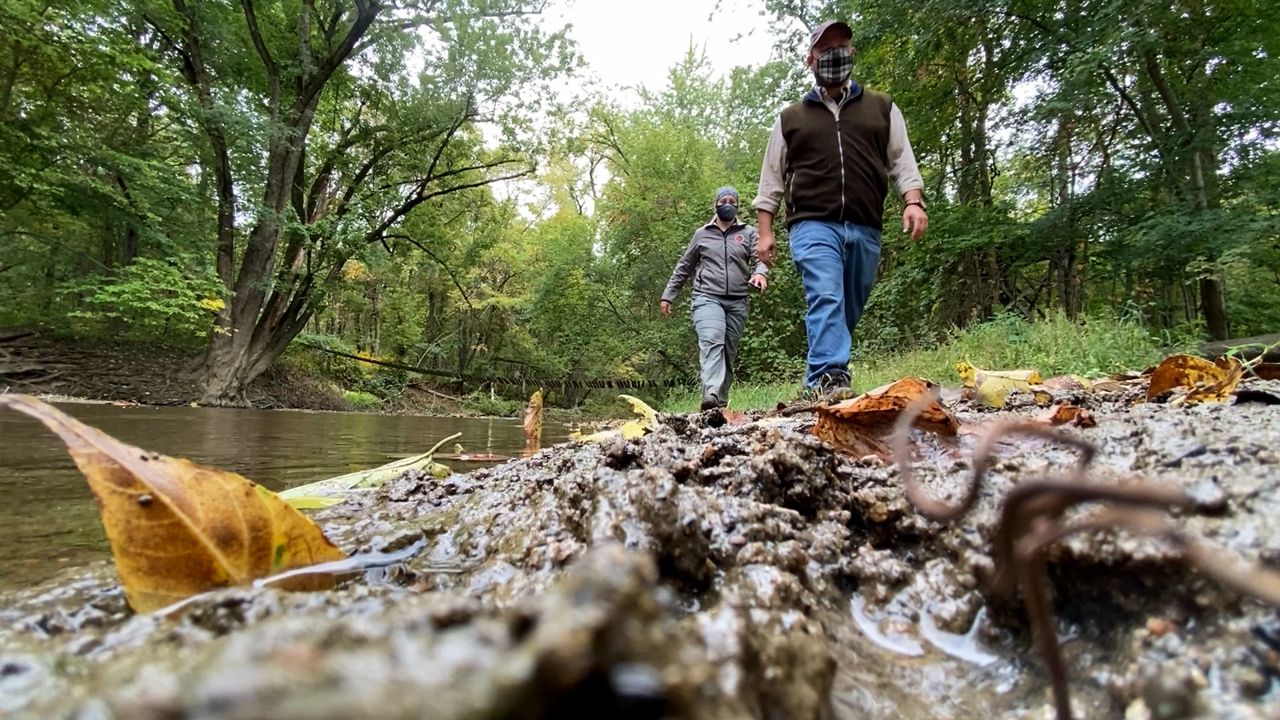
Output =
[{"x1": 141, "y1": 0, "x2": 571, "y2": 403}]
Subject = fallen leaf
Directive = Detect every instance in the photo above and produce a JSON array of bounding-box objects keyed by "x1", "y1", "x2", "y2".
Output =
[
  {"x1": 814, "y1": 378, "x2": 959, "y2": 458},
  {"x1": 0, "y1": 395, "x2": 347, "y2": 612},
  {"x1": 819, "y1": 377, "x2": 959, "y2": 435},
  {"x1": 619, "y1": 394, "x2": 660, "y2": 430},
  {"x1": 1035, "y1": 403, "x2": 1097, "y2": 428},
  {"x1": 722, "y1": 410, "x2": 750, "y2": 426},
  {"x1": 1250, "y1": 363, "x2": 1280, "y2": 381},
  {"x1": 572, "y1": 395, "x2": 661, "y2": 443},
  {"x1": 280, "y1": 432, "x2": 459, "y2": 505},
  {"x1": 1147, "y1": 355, "x2": 1243, "y2": 404},
  {"x1": 1041, "y1": 375, "x2": 1092, "y2": 391},
  {"x1": 956, "y1": 361, "x2": 1042, "y2": 408},
  {"x1": 282, "y1": 496, "x2": 345, "y2": 510},
  {"x1": 523, "y1": 389, "x2": 543, "y2": 452}
]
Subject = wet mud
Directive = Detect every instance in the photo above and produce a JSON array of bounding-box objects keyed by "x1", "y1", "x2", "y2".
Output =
[{"x1": 3, "y1": 379, "x2": 1280, "y2": 719}]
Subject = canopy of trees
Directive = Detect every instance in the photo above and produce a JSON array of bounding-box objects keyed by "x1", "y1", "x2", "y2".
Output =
[{"x1": 1, "y1": 0, "x2": 1276, "y2": 405}]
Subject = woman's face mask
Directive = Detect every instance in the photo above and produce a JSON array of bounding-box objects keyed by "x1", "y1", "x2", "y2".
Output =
[
  {"x1": 813, "y1": 46, "x2": 853, "y2": 87},
  {"x1": 716, "y1": 202, "x2": 739, "y2": 222}
]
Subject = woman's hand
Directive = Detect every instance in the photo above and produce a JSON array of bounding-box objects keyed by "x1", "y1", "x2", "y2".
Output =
[
  {"x1": 660, "y1": 299, "x2": 672, "y2": 316},
  {"x1": 749, "y1": 274, "x2": 768, "y2": 293}
]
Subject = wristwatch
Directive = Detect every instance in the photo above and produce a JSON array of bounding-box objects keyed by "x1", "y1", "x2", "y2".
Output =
[{"x1": 906, "y1": 199, "x2": 926, "y2": 210}]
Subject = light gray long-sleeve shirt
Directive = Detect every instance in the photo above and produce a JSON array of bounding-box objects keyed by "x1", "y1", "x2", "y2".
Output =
[{"x1": 753, "y1": 84, "x2": 924, "y2": 215}]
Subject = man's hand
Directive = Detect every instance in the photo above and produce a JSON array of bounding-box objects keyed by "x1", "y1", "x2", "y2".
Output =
[
  {"x1": 660, "y1": 299, "x2": 672, "y2": 317},
  {"x1": 749, "y1": 273, "x2": 768, "y2": 293},
  {"x1": 757, "y1": 229, "x2": 777, "y2": 265},
  {"x1": 903, "y1": 205, "x2": 928, "y2": 240}
]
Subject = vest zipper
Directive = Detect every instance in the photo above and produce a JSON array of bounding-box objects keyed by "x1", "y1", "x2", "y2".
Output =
[{"x1": 834, "y1": 106, "x2": 846, "y2": 223}]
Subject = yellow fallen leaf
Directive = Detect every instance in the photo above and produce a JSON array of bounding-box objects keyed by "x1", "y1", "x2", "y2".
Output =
[
  {"x1": 572, "y1": 395, "x2": 659, "y2": 443},
  {"x1": 1148, "y1": 354, "x2": 1243, "y2": 404},
  {"x1": 0, "y1": 395, "x2": 347, "y2": 612},
  {"x1": 284, "y1": 496, "x2": 345, "y2": 510},
  {"x1": 957, "y1": 361, "x2": 1042, "y2": 408},
  {"x1": 619, "y1": 394, "x2": 659, "y2": 429}
]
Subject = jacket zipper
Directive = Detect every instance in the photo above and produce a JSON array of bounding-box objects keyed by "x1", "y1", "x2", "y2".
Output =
[{"x1": 722, "y1": 228, "x2": 730, "y2": 296}]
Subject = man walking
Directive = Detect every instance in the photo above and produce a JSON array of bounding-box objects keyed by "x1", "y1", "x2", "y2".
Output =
[
  {"x1": 661, "y1": 187, "x2": 769, "y2": 411},
  {"x1": 753, "y1": 19, "x2": 928, "y2": 398}
]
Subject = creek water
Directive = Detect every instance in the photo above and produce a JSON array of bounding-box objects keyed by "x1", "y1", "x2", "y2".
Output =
[{"x1": 0, "y1": 402, "x2": 570, "y2": 591}]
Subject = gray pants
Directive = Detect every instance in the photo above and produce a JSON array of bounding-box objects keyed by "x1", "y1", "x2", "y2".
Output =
[{"x1": 691, "y1": 293, "x2": 748, "y2": 405}]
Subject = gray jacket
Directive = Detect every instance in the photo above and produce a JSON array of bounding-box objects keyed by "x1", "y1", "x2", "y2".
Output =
[{"x1": 661, "y1": 219, "x2": 769, "y2": 302}]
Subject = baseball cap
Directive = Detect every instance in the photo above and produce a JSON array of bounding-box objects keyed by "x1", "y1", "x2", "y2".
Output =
[{"x1": 809, "y1": 20, "x2": 853, "y2": 49}]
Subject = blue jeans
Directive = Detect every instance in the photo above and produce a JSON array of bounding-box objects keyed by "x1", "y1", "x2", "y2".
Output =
[{"x1": 789, "y1": 220, "x2": 881, "y2": 388}]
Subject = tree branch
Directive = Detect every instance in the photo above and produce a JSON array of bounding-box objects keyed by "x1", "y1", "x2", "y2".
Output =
[
  {"x1": 386, "y1": 233, "x2": 474, "y2": 310},
  {"x1": 239, "y1": 0, "x2": 281, "y2": 109}
]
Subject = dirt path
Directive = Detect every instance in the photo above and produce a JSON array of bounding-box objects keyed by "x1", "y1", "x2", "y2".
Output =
[{"x1": 2, "y1": 380, "x2": 1279, "y2": 719}]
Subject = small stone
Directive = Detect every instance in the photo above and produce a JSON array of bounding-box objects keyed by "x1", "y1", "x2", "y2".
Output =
[
  {"x1": 1125, "y1": 698, "x2": 1153, "y2": 720},
  {"x1": 1145, "y1": 618, "x2": 1175, "y2": 637},
  {"x1": 1234, "y1": 666, "x2": 1269, "y2": 698}
]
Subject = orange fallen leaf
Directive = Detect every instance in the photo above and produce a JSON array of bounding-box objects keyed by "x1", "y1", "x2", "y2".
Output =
[
  {"x1": 1147, "y1": 355, "x2": 1243, "y2": 404},
  {"x1": 1035, "y1": 402, "x2": 1097, "y2": 428},
  {"x1": 0, "y1": 395, "x2": 346, "y2": 612},
  {"x1": 523, "y1": 389, "x2": 543, "y2": 453},
  {"x1": 814, "y1": 378, "x2": 959, "y2": 458},
  {"x1": 722, "y1": 409, "x2": 750, "y2": 425},
  {"x1": 820, "y1": 377, "x2": 959, "y2": 435}
]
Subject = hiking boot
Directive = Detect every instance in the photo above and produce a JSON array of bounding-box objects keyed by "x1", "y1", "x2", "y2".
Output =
[
  {"x1": 797, "y1": 372, "x2": 853, "y2": 404},
  {"x1": 700, "y1": 396, "x2": 723, "y2": 412}
]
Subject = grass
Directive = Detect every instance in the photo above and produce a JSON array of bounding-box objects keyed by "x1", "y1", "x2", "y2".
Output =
[
  {"x1": 661, "y1": 312, "x2": 1196, "y2": 413},
  {"x1": 341, "y1": 389, "x2": 384, "y2": 411}
]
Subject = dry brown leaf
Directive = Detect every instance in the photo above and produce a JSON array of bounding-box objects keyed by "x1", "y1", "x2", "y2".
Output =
[
  {"x1": 1041, "y1": 375, "x2": 1092, "y2": 392},
  {"x1": 1035, "y1": 403, "x2": 1097, "y2": 428},
  {"x1": 0, "y1": 395, "x2": 346, "y2": 612},
  {"x1": 722, "y1": 410, "x2": 750, "y2": 426},
  {"x1": 1147, "y1": 355, "x2": 1243, "y2": 404},
  {"x1": 522, "y1": 389, "x2": 543, "y2": 452},
  {"x1": 814, "y1": 378, "x2": 959, "y2": 458},
  {"x1": 1250, "y1": 363, "x2": 1280, "y2": 381},
  {"x1": 820, "y1": 377, "x2": 959, "y2": 435}
]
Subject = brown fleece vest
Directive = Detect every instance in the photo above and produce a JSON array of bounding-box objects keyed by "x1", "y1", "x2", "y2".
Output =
[{"x1": 781, "y1": 89, "x2": 893, "y2": 230}]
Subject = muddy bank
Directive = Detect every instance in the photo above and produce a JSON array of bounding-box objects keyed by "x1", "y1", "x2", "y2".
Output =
[
  {"x1": 0, "y1": 329, "x2": 491, "y2": 415},
  {"x1": 2, "y1": 381, "x2": 1280, "y2": 718}
]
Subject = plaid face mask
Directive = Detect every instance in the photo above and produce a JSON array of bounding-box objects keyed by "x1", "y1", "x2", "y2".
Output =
[{"x1": 814, "y1": 46, "x2": 853, "y2": 86}]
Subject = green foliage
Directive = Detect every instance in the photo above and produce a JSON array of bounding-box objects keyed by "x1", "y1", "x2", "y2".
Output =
[
  {"x1": 341, "y1": 390, "x2": 383, "y2": 412},
  {"x1": 58, "y1": 258, "x2": 224, "y2": 343},
  {"x1": 3, "y1": 0, "x2": 1277, "y2": 410},
  {"x1": 461, "y1": 391, "x2": 522, "y2": 418}
]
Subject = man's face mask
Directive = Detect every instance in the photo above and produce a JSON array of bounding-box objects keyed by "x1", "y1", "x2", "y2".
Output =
[
  {"x1": 716, "y1": 202, "x2": 739, "y2": 222},
  {"x1": 813, "y1": 46, "x2": 853, "y2": 87}
]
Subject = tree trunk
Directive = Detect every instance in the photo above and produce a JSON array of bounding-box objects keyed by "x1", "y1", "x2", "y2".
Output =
[{"x1": 1199, "y1": 276, "x2": 1228, "y2": 340}]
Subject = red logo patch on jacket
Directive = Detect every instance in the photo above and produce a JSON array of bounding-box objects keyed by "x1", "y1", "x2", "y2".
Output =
[{"x1": 734, "y1": 234, "x2": 745, "y2": 244}]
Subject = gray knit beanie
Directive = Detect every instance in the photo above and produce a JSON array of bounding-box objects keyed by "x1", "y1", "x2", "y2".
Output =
[{"x1": 714, "y1": 186, "x2": 740, "y2": 206}]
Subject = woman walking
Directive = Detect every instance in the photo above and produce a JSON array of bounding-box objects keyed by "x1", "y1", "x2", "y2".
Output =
[{"x1": 660, "y1": 186, "x2": 770, "y2": 410}]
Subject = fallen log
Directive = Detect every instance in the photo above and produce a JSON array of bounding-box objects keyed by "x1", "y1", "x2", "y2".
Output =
[{"x1": 1200, "y1": 334, "x2": 1280, "y2": 362}]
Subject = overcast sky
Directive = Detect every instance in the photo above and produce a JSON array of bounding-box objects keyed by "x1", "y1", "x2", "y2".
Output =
[{"x1": 549, "y1": 0, "x2": 783, "y2": 105}]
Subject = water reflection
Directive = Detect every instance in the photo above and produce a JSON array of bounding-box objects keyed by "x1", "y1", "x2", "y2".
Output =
[{"x1": 0, "y1": 402, "x2": 568, "y2": 589}]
